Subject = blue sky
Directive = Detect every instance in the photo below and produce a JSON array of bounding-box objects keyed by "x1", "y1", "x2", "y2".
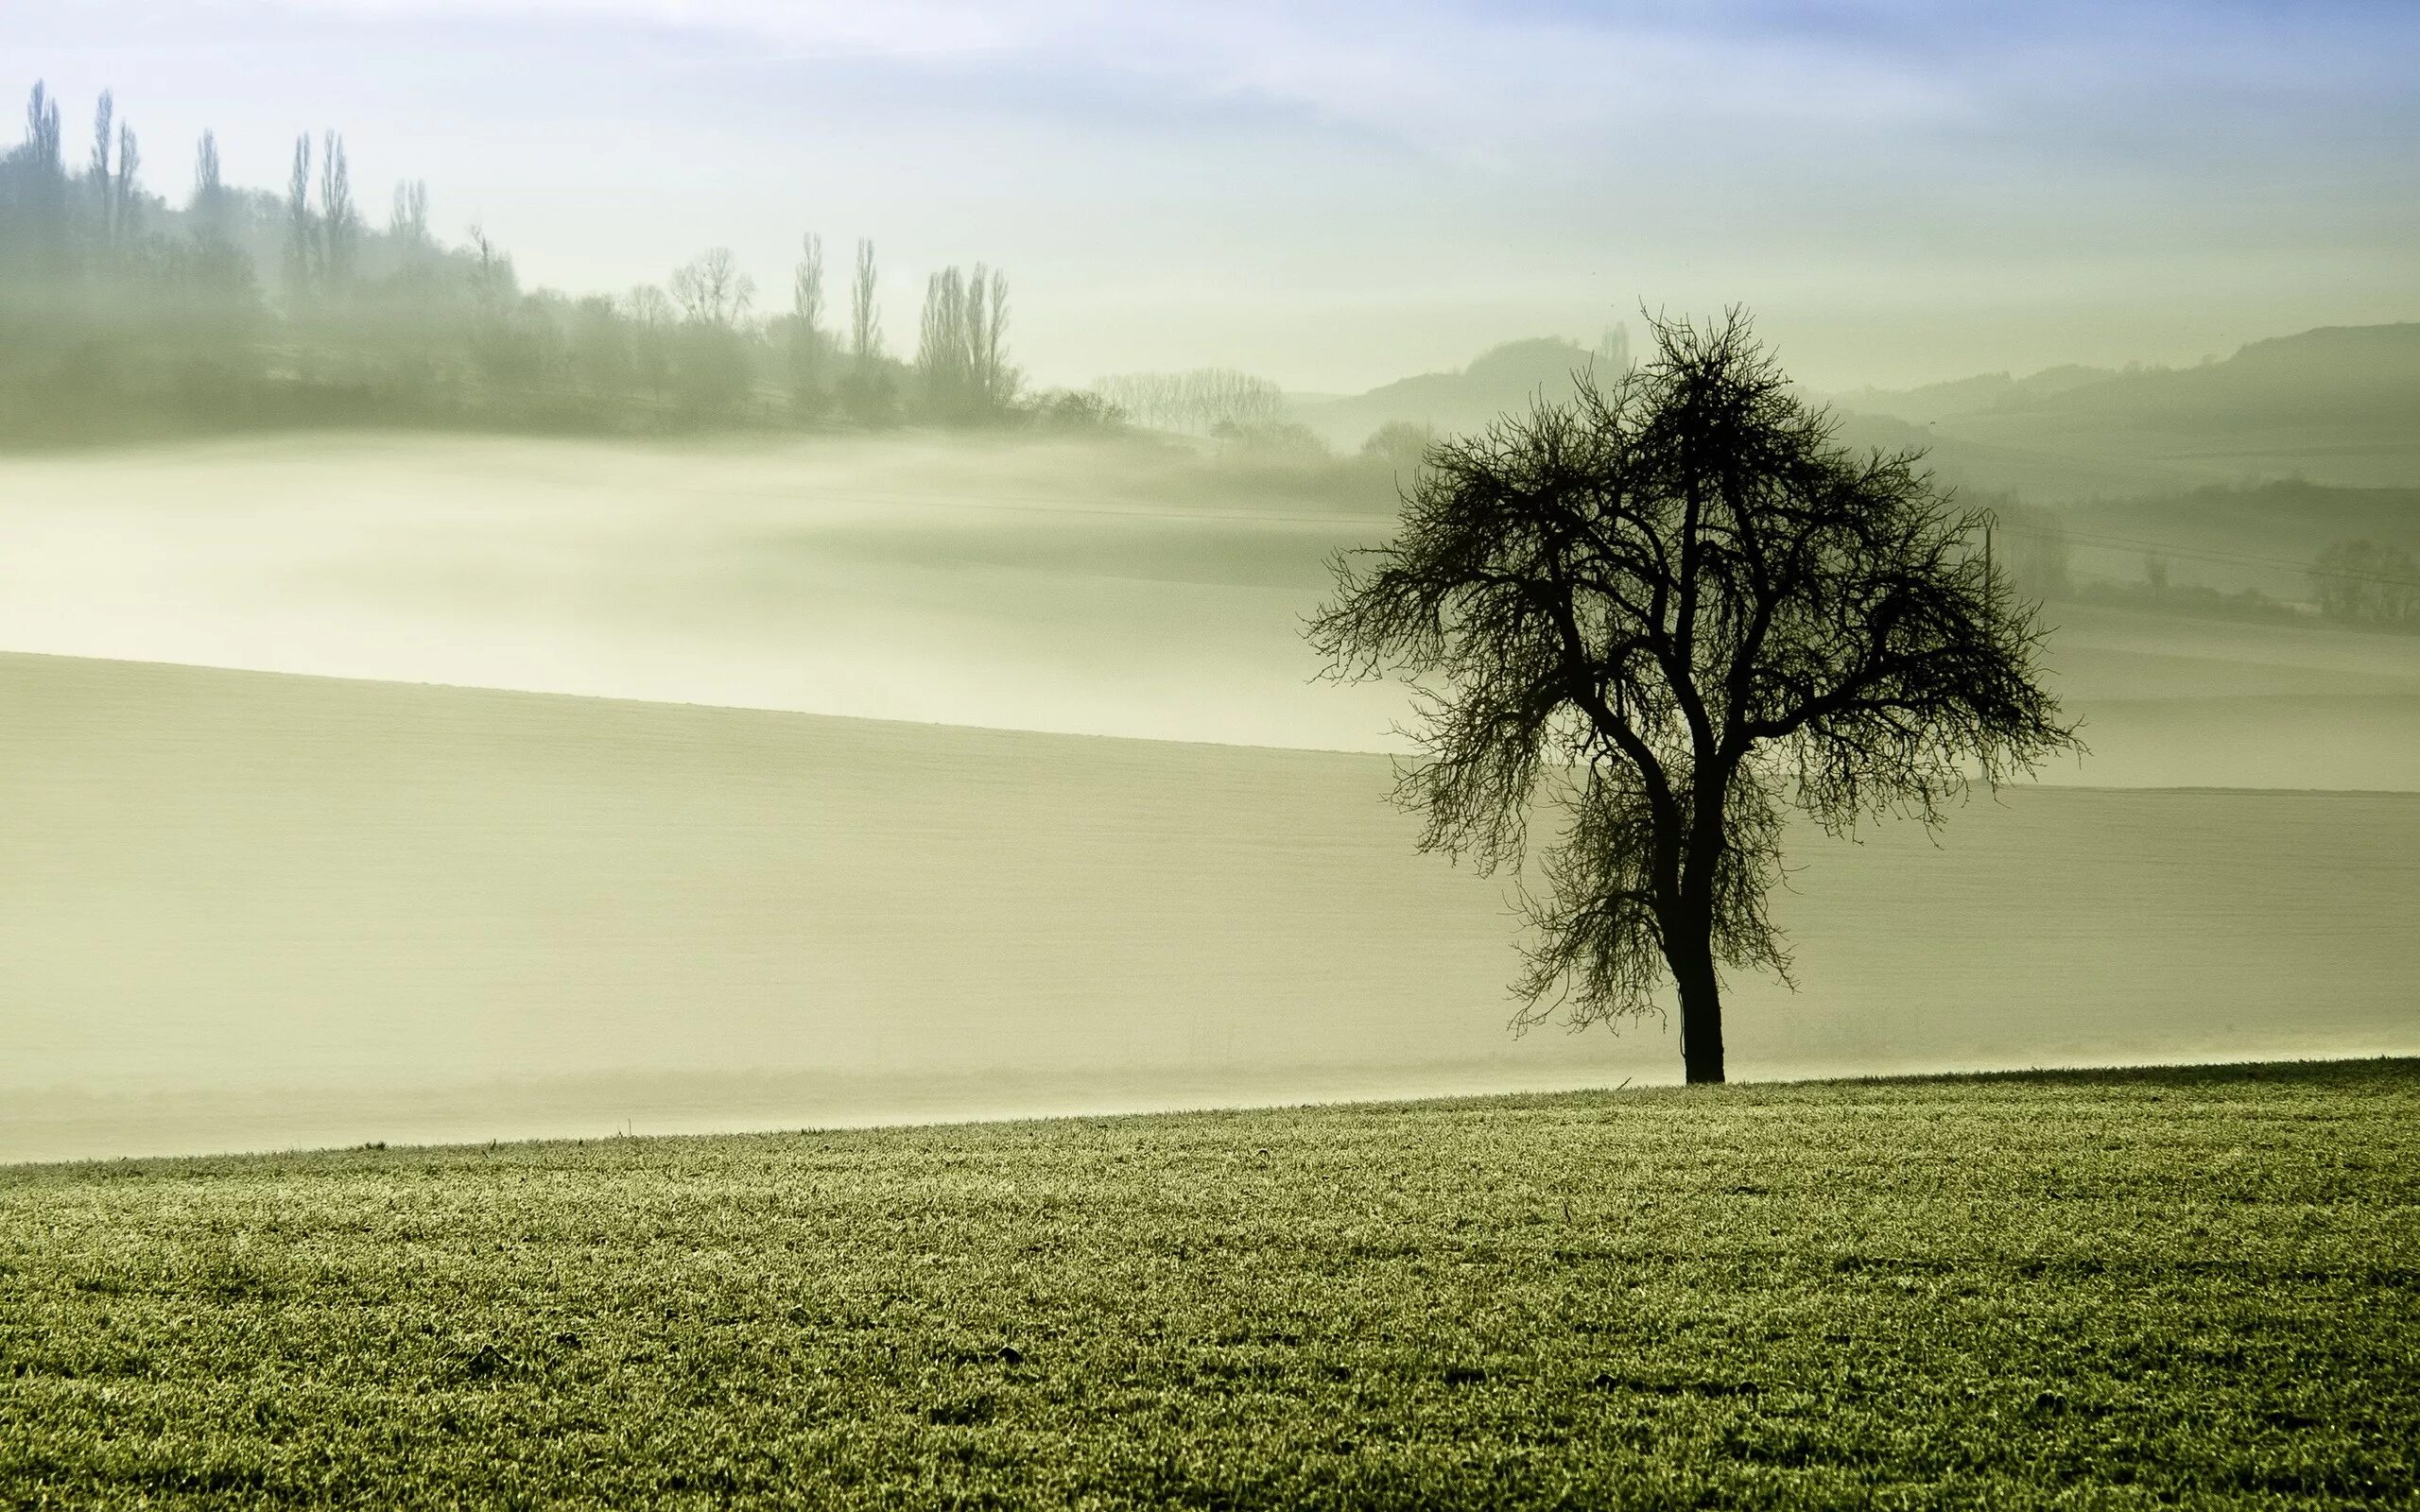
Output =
[{"x1": 10, "y1": 0, "x2": 2416, "y2": 389}]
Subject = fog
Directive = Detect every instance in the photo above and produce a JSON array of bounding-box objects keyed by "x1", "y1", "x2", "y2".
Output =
[
  {"x1": 2, "y1": 433, "x2": 2414, "y2": 781},
  {"x1": 2, "y1": 433, "x2": 2415, "y2": 1161},
  {"x1": 0, "y1": 433, "x2": 1404, "y2": 747}
]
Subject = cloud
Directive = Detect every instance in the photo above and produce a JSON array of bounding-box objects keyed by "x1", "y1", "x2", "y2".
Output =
[{"x1": 257, "y1": 0, "x2": 1976, "y2": 159}]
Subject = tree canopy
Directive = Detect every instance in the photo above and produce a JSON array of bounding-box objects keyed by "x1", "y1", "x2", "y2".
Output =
[{"x1": 1310, "y1": 311, "x2": 2080, "y2": 1083}]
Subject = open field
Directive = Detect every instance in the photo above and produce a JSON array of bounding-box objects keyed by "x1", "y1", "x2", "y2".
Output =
[
  {"x1": 7, "y1": 649, "x2": 2418, "y2": 1162},
  {"x1": 4, "y1": 1060, "x2": 2415, "y2": 1507}
]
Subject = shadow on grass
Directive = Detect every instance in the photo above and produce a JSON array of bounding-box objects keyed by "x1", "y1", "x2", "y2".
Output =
[{"x1": 1820, "y1": 1055, "x2": 2419, "y2": 1091}]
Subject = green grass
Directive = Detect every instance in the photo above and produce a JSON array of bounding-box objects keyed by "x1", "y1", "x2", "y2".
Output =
[{"x1": 4, "y1": 1060, "x2": 2416, "y2": 1509}]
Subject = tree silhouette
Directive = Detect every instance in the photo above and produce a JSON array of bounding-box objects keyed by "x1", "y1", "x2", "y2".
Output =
[
  {"x1": 842, "y1": 238, "x2": 893, "y2": 422},
  {"x1": 282, "y1": 133, "x2": 313, "y2": 304},
  {"x1": 788, "y1": 232, "x2": 826, "y2": 412},
  {"x1": 26, "y1": 82, "x2": 61, "y2": 170},
  {"x1": 1309, "y1": 312, "x2": 2078, "y2": 1083},
  {"x1": 849, "y1": 238, "x2": 880, "y2": 364},
  {"x1": 669, "y1": 247, "x2": 752, "y2": 329},
  {"x1": 111, "y1": 122, "x2": 139, "y2": 246},
  {"x1": 979, "y1": 266, "x2": 1009, "y2": 407},
  {"x1": 915, "y1": 263, "x2": 1014, "y2": 421},
  {"x1": 86, "y1": 90, "x2": 111, "y2": 192},
  {"x1": 2310, "y1": 540, "x2": 2420, "y2": 628},
  {"x1": 389, "y1": 180, "x2": 429, "y2": 244},
  {"x1": 190, "y1": 130, "x2": 221, "y2": 215},
  {"x1": 318, "y1": 131, "x2": 355, "y2": 286}
]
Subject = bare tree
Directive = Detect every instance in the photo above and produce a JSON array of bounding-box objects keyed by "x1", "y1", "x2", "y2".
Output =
[
  {"x1": 2310, "y1": 540, "x2": 2420, "y2": 628},
  {"x1": 912, "y1": 262, "x2": 1015, "y2": 420},
  {"x1": 980, "y1": 266, "x2": 1010, "y2": 404},
  {"x1": 850, "y1": 238, "x2": 880, "y2": 364},
  {"x1": 622, "y1": 284, "x2": 674, "y2": 330},
  {"x1": 786, "y1": 232, "x2": 827, "y2": 408},
  {"x1": 86, "y1": 91, "x2": 113, "y2": 249},
  {"x1": 962, "y1": 265, "x2": 987, "y2": 398},
  {"x1": 1308, "y1": 311, "x2": 2079, "y2": 1084},
  {"x1": 792, "y1": 232, "x2": 824, "y2": 335},
  {"x1": 191, "y1": 130, "x2": 222, "y2": 213},
  {"x1": 668, "y1": 247, "x2": 753, "y2": 328},
  {"x1": 282, "y1": 133, "x2": 314, "y2": 303},
  {"x1": 1094, "y1": 369, "x2": 1284, "y2": 435},
  {"x1": 389, "y1": 180, "x2": 430, "y2": 244},
  {"x1": 86, "y1": 90, "x2": 112, "y2": 185},
  {"x1": 112, "y1": 122, "x2": 140, "y2": 244},
  {"x1": 916, "y1": 265, "x2": 969, "y2": 411},
  {"x1": 10, "y1": 85, "x2": 69, "y2": 284},
  {"x1": 662, "y1": 249, "x2": 755, "y2": 415},
  {"x1": 26, "y1": 82, "x2": 62, "y2": 171},
  {"x1": 317, "y1": 132, "x2": 357, "y2": 285}
]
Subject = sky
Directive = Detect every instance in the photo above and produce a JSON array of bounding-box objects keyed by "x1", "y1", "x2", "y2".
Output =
[{"x1": 8, "y1": 0, "x2": 2416, "y2": 392}]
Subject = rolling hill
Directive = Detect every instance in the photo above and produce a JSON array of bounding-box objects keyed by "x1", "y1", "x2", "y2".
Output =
[
  {"x1": 1301, "y1": 321, "x2": 2420, "y2": 501},
  {"x1": 5, "y1": 650, "x2": 2414, "y2": 1163},
  {"x1": 1834, "y1": 321, "x2": 2420, "y2": 498},
  {"x1": 1288, "y1": 338, "x2": 1621, "y2": 450}
]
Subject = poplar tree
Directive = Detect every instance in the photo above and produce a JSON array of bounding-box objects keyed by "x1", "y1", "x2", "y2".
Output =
[{"x1": 282, "y1": 134, "x2": 314, "y2": 304}]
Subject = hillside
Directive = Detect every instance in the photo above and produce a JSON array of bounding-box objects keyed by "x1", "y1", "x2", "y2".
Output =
[
  {"x1": 1830, "y1": 364, "x2": 2119, "y2": 426},
  {"x1": 6, "y1": 651, "x2": 2416, "y2": 1162},
  {"x1": 2051, "y1": 478, "x2": 2420, "y2": 600},
  {"x1": 1832, "y1": 322, "x2": 2420, "y2": 498},
  {"x1": 1289, "y1": 338, "x2": 1620, "y2": 450},
  {"x1": 4, "y1": 433, "x2": 2415, "y2": 785},
  {"x1": 1285, "y1": 321, "x2": 2420, "y2": 501}
]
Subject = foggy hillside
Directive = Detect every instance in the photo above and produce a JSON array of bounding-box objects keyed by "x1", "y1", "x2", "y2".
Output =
[
  {"x1": 1275, "y1": 321, "x2": 2420, "y2": 511},
  {"x1": 1, "y1": 434, "x2": 2412, "y2": 787},
  {"x1": 1828, "y1": 323, "x2": 2420, "y2": 497},
  {"x1": 1288, "y1": 336, "x2": 1627, "y2": 450},
  {"x1": 2051, "y1": 480, "x2": 2420, "y2": 599},
  {"x1": 1829, "y1": 365, "x2": 2121, "y2": 427},
  {"x1": 8, "y1": 650, "x2": 2414, "y2": 1163}
]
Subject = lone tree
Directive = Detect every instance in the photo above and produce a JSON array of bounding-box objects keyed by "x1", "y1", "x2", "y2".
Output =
[{"x1": 1309, "y1": 312, "x2": 2078, "y2": 1083}]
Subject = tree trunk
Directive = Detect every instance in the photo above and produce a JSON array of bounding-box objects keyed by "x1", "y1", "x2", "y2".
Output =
[{"x1": 1668, "y1": 921, "x2": 1727, "y2": 1085}]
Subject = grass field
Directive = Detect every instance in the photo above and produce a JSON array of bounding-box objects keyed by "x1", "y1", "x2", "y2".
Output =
[{"x1": 4, "y1": 1059, "x2": 2413, "y2": 1507}]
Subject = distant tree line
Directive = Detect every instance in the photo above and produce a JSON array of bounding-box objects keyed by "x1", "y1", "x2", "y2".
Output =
[
  {"x1": 2309, "y1": 540, "x2": 2420, "y2": 630},
  {"x1": 1957, "y1": 497, "x2": 2418, "y2": 635},
  {"x1": 1093, "y1": 369, "x2": 1285, "y2": 436},
  {"x1": 0, "y1": 82, "x2": 1116, "y2": 444}
]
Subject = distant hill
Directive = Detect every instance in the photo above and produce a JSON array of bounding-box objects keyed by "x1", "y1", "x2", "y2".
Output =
[
  {"x1": 1290, "y1": 337, "x2": 1620, "y2": 449},
  {"x1": 2055, "y1": 478, "x2": 2420, "y2": 599},
  {"x1": 1829, "y1": 365, "x2": 2118, "y2": 428},
  {"x1": 1824, "y1": 409, "x2": 2186, "y2": 502},
  {"x1": 1833, "y1": 322, "x2": 2420, "y2": 499},
  {"x1": 1295, "y1": 321, "x2": 2420, "y2": 500}
]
